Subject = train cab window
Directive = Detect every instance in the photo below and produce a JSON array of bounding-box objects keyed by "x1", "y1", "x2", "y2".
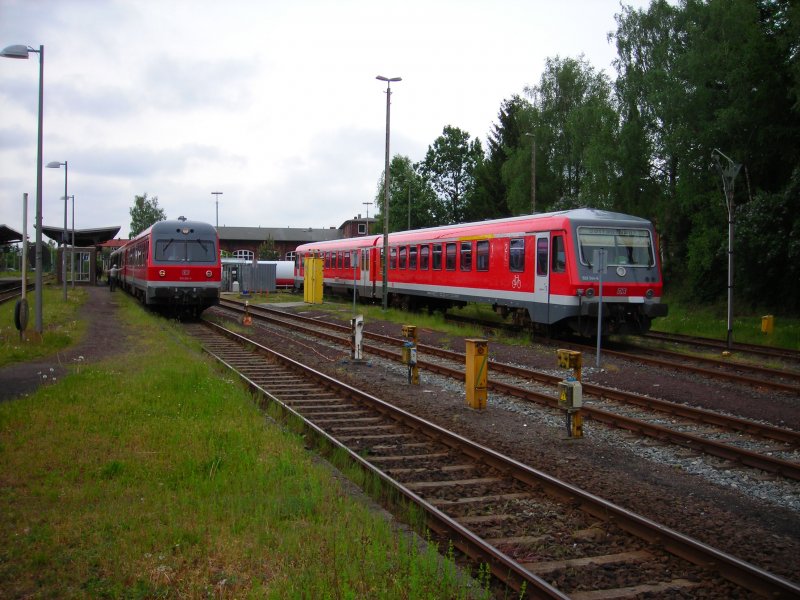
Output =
[
  {"x1": 432, "y1": 244, "x2": 442, "y2": 270},
  {"x1": 509, "y1": 238, "x2": 525, "y2": 272},
  {"x1": 551, "y1": 235, "x2": 566, "y2": 273},
  {"x1": 187, "y1": 239, "x2": 216, "y2": 262},
  {"x1": 390, "y1": 247, "x2": 397, "y2": 269},
  {"x1": 155, "y1": 240, "x2": 186, "y2": 262},
  {"x1": 420, "y1": 245, "x2": 430, "y2": 270},
  {"x1": 476, "y1": 240, "x2": 489, "y2": 271},
  {"x1": 460, "y1": 241, "x2": 472, "y2": 271},
  {"x1": 445, "y1": 243, "x2": 457, "y2": 270},
  {"x1": 399, "y1": 246, "x2": 407, "y2": 269},
  {"x1": 536, "y1": 237, "x2": 548, "y2": 276},
  {"x1": 409, "y1": 245, "x2": 417, "y2": 270}
]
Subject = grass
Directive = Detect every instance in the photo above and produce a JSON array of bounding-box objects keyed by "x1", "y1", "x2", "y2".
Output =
[
  {"x1": 0, "y1": 285, "x2": 88, "y2": 367},
  {"x1": 652, "y1": 297, "x2": 800, "y2": 350},
  {"x1": 0, "y1": 292, "x2": 488, "y2": 598}
]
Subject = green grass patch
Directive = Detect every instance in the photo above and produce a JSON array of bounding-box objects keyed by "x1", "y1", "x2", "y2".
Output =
[
  {"x1": 0, "y1": 285, "x2": 88, "y2": 366},
  {"x1": 0, "y1": 294, "x2": 487, "y2": 598},
  {"x1": 652, "y1": 297, "x2": 799, "y2": 350}
]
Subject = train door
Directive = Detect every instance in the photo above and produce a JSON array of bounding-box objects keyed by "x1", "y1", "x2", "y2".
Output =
[
  {"x1": 360, "y1": 248, "x2": 370, "y2": 296},
  {"x1": 532, "y1": 232, "x2": 550, "y2": 323}
]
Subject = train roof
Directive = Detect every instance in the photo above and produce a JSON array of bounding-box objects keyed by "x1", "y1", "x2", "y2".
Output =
[{"x1": 295, "y1": 209, "x2": 653, "y2": 251}]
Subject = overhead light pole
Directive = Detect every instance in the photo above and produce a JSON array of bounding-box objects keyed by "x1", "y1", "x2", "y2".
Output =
[
  {"x1": 211, "y1": 191, "x2": 223, "y2": 227},
  {"x1": 46, "y1": 160, "x2": 68, "y2": 300},
  {"x1": 362, "y1": 201, "x2": 372, "y2": 235},
  {"x1": 525, "y1": 132, "x2": 536, "y2": 214},
  {"x1": 376, "y1": 75, "x2": 401, "y2": 311},
  {"x1": 2, "y1": 43, "x2": 44, "y2": 333},
  {"x1": 712, "y1": 148, "x2": 741, "y2": 351}
]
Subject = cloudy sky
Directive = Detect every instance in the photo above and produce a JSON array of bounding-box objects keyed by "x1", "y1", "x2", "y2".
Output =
[{"x1": 1, "y1": 0, "x2": 651, "y2": 240}]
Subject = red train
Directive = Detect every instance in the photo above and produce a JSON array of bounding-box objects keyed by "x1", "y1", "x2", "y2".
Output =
[
  {"x1": 111, "y1": 217, "x2": 221, "y2": 317},
  {"x1": 294, "y1": 209, "x2": 668, "y2": 336}
]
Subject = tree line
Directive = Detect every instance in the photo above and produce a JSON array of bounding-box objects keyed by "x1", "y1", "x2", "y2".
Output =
[{"x1": 374, "y1": 0, "x2": 799, "y2": 313}]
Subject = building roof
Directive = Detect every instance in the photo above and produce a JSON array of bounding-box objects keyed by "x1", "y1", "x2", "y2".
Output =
[
  {"x1": 217, "y1": 226, "x2": 342, "y2": 243},
  {"x1": 0, "y1": 225, "x2": 23, "y2": 244},
  {"x1": 42, "y1": 225, "x2": 121, "y2": 246}
]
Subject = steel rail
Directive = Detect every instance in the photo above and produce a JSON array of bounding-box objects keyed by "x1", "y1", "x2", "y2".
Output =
[
  {"x1": 642, "y1": 330, "x2": 800, "y2": 362},
  {"x1": 196, "y1": 317, "x2": 800, "y2": 599}
]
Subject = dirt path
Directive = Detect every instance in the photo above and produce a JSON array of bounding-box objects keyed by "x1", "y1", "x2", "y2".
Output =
[{"x1": 0, "y1": 285, "x2": 126, "y2": 402}]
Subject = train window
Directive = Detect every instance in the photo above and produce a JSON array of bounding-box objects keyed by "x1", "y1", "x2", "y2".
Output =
[
  {"x1": 155, "y1": 239, "x2": 186, "y2": 262},
  {"x1": 399, "y1": 246, "x2": 407, "y2": 269},
  {"x1": 460, "y1": 242, "x2": 472, "y2": 271},
  {"x1": 420, "y1": 245, "x2": 430, "y2": 270},
  {"x1": 362, "y1": 250, "x2": 369, "y2": 271},
  {"x1": 477, "y1": 240, "x2": 489, "y2": 271},
  {"x1": 445, "y1": 243, "x2": 457, "y2": 270},
  {"x1": 509, "y1": 238, "x2": 525, "y2": 272},
  {"x1": 409, "y1": 245, "x2": 417, "y2": 270},
  {"x1": 551, "y1": 236, "x2": 566, "y2": 272},
  {"x1": 432, "y1": 244, "x2": 442, "y2": 270},
  {"x1": 344, "y1": 251, "x2": 351, "y2": 270},
  {"x1": 390, "y1": 247, "x2": 397, "y2": 269},
  {"x1": 187, "y1": 240, "x2": 216, "y2": 262},
  {"x1": 577, "y1": 227, "x2": 654, "y2": 267},
  {"x1": 536, "y1": 237, "x2": 548, "y2": 276}
]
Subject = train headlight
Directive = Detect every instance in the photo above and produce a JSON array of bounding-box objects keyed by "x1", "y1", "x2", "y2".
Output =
[
  {"x1": 206, "y1": 270, "x2": 212, "y2": 278},
  {"x1": 586, "y1": 287, "x2": 595, "y2": 298},
  {"x1": 645, "y1": 288, "x2": 654, "y2": 299},
  {"x1": 159, "y1": 269, "x2": 166, "y2": 277}
]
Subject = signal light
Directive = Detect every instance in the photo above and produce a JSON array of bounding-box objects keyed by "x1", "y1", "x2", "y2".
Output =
[
  {"x1": 206, "y1": 270, "x2": 212, "y2": 278},
  {"x1": 586, "y1": 287, "x2": 595, "y2": 298},
  {"x1": 646, "y1": 288, "x2": 654, "y2": 299},
  {"x1": 159, "y1": 269, "x2": 166, "y2": 277}
]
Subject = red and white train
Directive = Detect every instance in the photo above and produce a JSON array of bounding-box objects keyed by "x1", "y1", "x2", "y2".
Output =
[
  {"x1": 111, "y1": 217, "x2": 221, "y2": 317},
  {"x1": 294, "y1": 209, "x2": 668, "y2": 336}
]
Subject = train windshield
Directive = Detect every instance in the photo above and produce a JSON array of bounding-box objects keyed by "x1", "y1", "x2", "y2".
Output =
[
  {"x1": 577, "y1": 227, "x2": 654, "y2": 267},
  {"x1": 155, "y1": 239, "x2": 217, "y2": 262}
]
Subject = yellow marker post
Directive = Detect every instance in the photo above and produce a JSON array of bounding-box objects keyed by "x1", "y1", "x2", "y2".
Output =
[
  {"x1": 465, "y1": 339, "x2": 488, "y2": 410},
  {"x1": 761, "y1": 315, "x2": 774, "y2": 335},
  {"x1": 401, "y1": 325, "x2": 419, "y2": 384}
]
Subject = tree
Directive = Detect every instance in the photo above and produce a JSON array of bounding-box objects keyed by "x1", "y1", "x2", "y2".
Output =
[
  {"x1": 375, "y1": 155, "x2": 442, "y2": 232},
  {"x1": 129, "y1": 193, "x2": 166, "y2": 237},
  {"x1": 257, "y1": 237, "x2": 280, "y2": 260},
  {"x1": 417, "y1": 125, "x2": 484, "y2": 224}
]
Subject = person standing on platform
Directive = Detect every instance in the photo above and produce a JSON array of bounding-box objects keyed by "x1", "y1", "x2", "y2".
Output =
[{"x1": 109, "y1": 264, "x2": 118, "y2": 292}]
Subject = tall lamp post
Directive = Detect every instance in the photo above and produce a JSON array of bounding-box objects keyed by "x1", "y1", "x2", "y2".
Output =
[
  {"x1": 2, "y1": 43, "x2": 44, "y2": 333},
  {"x1": 46, "y1": 160, "x2": 68, "y2": 300},
  {"x1": 525, "y1": 132, "x2": 536, "y2": 214},
  {"x1": 64, "y1": 194, "x2": 75, "y2": 287},
  {"x1": 376, "y1": 75, "x2": 401, "y2": 311},
  {"x1": 362, "y1": 201, "x2": 372, "y2": 235},
  {"x1": 712, "y1": 149, "x2": 741, "y2": 351},
  {"x1": 211, "y1": 191, "x2": 223, "y2": 227}
]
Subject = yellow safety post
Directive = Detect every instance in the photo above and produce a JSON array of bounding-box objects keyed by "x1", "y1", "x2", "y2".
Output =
[
  {"x1": 557, "y1": 350, "x2": 584, "y2": 438},
  {"x1": 465, "y1": 339, "x2": 488, "y2": 410},
  {"x1": 303, "y1": 254, "x2": 323, "y2": 304},
  {"x1": 401, "y1": 325, "x2": 419, "y2": 384},
  {"x1": 242, "y1": 300, "x2": 253, "y2": 326},
  {"x1": 761, "y1": 315, "x2": 774, "y2": 335},
  {"x1": 557, "y1": 349, "x2": 583, "y2": 381}
]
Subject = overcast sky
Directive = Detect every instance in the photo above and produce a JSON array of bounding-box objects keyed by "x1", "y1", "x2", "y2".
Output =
[{"x1": 1, "y1": 0, "x2": 651, "y2": 241}]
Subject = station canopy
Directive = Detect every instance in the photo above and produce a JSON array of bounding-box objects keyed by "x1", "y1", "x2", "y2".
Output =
[
  {"x1": 0, "y1": 225, "x2": 23, "y2": 244},
  {"x1": 42, "y1": 225, "x2": 121, "y2": 246}
]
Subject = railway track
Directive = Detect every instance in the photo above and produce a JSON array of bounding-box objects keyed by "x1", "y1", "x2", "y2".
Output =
[
  {"x1": 185, "y1": 317, "x2": 800, "y2": 599},
  {"x1": 444, "y1": 311, "x2": 800, "y2": 394},
  {"x1": 213, "y1": 299, "x2": 800, "y2": 482},
  {"x1": 641, "y1": 330, "x2": 800, "y2": 363}
]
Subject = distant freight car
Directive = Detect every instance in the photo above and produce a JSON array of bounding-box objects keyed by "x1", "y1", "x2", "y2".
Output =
[
  {"x1": 294, "y1": 209, "x2": 667, "y2": 336},
  {"x1": 112, "y1": 217, "x2": 221, "y2": 318}
]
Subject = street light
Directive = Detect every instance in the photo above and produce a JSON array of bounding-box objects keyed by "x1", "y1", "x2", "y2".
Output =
[
  {"x1": 712, "y1": 149, "x2": 741, "y2": 351},
  {"x1": 362, "y1": 201, "x2": 372, "y2": 235},
  {"x1": 2, "y1": 43, "x2": 44, "y2": 333},
  {"x1": 376, "y1": 75, "x2": 401, "y2": 311},
  {"x1": 211, "y1": 191, "x2": 223, "y2": 227},
  {"x1": 525, "y1": 132, "x2": 537, "y2": 214},
  {"x1": 46, "y1": 160, "x2": 68, "y2": 301}
]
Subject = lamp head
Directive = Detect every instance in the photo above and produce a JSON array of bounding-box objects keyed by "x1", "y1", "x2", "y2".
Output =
[
  {"x1": 46, "y1": 161, "x2": 64, "y2": 169},
  {"x1": 1, "y1": 44, "x2": 31, "y2": 59}
]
